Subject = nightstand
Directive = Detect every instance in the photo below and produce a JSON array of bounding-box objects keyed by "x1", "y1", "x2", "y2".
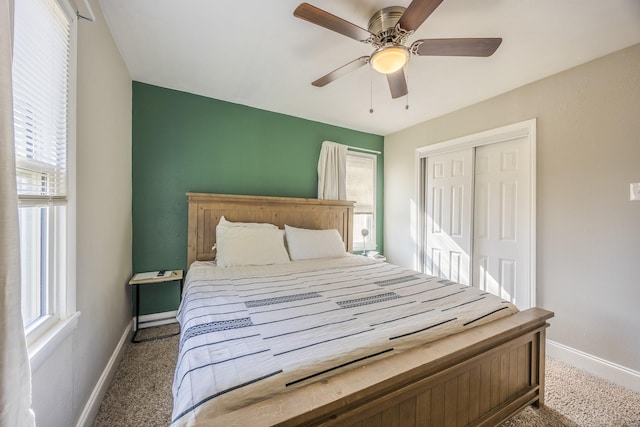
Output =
[{"x1": 128, "y1": 269, "x2": 183, "y2": 343}]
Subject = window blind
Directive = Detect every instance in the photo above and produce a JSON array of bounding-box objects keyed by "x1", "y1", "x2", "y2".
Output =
[
  {"x1": 346, "y1": 154, "x2": 375, "y2": 214},
  {"x1": 13, "y1": 0, "x2": 71, "y2": 205}
]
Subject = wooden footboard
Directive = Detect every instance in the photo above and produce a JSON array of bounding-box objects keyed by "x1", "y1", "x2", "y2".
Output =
[{"x1": 196, "y1": 308, "x2": 553, "y2": 427}]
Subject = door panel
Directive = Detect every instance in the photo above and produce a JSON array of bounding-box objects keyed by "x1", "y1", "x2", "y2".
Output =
[
  {"x1": 425, "y1": 149, "x2": 473, "y2": 285},
  {"x1": 473, "y1": 138, "x2": 531, "y2": 308}
]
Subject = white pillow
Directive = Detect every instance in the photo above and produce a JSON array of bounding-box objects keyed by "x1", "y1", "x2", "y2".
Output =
[
  {"x1": 218, "y1": 216, "x2": 278, "y2": 229},
  {"x1": 216, "y1": 223, "x2": 290, "y2": 267},
  {"x1": 284, "y1": 225, "x2": 347, "y2": 261}
]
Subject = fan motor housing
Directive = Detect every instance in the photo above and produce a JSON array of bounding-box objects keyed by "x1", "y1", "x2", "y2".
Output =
[
  {"x1": 368, "y1": 6, "x2": 405, "y2": 34},
  {"x1": 368, "y1": 6, "x2": 408, "y2": 46}
]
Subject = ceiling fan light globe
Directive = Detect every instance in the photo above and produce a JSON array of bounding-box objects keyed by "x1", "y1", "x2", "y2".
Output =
[{"x1": 370, "y1": 46, "x2": 409, "y2": 74}]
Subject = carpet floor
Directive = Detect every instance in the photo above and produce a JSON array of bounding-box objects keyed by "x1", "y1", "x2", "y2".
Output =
[{"x1": 93, "y1": 324, "x2": 640, "y2": 426}]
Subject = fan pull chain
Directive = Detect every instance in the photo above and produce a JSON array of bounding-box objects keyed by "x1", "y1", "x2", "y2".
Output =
[
  {"x1": 369, "y1": 67, "x2": 374, "y2": 114},
  {"x1": 405, "y1": 64, "x2": 410, "y2": 110}
]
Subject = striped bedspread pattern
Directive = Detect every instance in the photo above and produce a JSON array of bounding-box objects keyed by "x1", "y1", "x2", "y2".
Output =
[{"x1": 171, "y1": 256, "x2": 518, "y2": 426}]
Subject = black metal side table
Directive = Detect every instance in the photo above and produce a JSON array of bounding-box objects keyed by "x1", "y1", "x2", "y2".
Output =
[{"x1": 128, "y1": 269, "x2": 183, "y2": 343}]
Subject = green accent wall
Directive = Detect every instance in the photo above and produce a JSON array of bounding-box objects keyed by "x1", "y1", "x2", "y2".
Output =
[{"x1": 132, "y1": 82, "x2": 384, "y2": 315}]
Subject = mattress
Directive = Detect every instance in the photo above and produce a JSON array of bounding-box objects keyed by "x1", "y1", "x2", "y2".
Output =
[{"x1": 171, "y1": 255, "x2": 518, "y2": 426}]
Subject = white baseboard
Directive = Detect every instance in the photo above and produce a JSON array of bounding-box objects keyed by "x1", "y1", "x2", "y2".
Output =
[
  {"x1": 75, "y1": 321, "x2": 132, "y2": 427},
  {"x1": 547, "y1": 339, "x2": 640, "y2": 393},
  {"x1": 135, "y1": 310, "x2": 178, "y2": 329}
]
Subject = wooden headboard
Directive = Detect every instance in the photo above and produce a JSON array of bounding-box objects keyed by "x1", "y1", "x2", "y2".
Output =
[{"x1": 186, "y1": 193, "x2": 355, "y2": 267}]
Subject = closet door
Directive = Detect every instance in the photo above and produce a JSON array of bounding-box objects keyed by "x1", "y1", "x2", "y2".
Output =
[
  {"x1": 473, "y1": 137, "x2": 531, "y2": 308},
  {"x1": 425, "y1": 149, "x2": 474, "y2": 285}
]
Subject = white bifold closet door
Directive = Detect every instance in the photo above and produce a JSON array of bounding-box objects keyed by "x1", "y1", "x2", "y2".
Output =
[
  {"x1": 473, "y1": 138, "x2": 531, "y2": 308},
  {"x1": 425, "y1": 150, "x2": 473, "y2": 285},
  {"x1": 424, "y1": 137, "x2": 531, "y2": 309}
]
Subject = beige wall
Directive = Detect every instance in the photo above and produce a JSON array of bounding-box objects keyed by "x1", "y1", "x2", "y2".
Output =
[
  {"x1": 30, "y1": 0, "x2": 132, "y2": 425},
  {"x1": 385, "y1": 44, "x2": 640, "y2": 373}
]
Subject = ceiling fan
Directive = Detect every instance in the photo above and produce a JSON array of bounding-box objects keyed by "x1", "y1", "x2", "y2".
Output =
[{"x1": 293, "y1": 0, "x2": 502, "y2": 99}]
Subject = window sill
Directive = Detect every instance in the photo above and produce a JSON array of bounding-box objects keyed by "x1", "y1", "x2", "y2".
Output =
[
  {"x1": 28, "y1": 311, "x2": 81, "y2": 372},
  {"x1": 353, "y1": 246, "x2": 378, "y2": 254}
]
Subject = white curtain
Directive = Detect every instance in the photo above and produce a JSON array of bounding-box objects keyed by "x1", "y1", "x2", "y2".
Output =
[
  {"x1": 317, "y1": 140, "x2": 348, "y2": 200},
  {"x1": 0, "y1": 0, "x2": 36, "y2": 425}
]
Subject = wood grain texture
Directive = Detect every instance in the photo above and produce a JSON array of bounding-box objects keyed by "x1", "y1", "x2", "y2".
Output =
[{"x1": 186, "y1": 192, "x2": 355, "y2": 267}]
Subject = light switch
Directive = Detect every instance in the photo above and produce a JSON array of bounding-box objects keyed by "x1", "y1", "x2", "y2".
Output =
[{"x1": 630, "y1": 183, "x2": 640, "y2": 201}]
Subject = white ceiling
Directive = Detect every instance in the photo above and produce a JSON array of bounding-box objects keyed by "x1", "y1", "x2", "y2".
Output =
[{"x1": 98, "y1": 0, "x2": 640, "y2": 136}]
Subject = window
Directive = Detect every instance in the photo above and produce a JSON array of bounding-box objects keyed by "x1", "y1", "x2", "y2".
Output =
[
  {"x1": 13, "y1": 0, "x2": 76, "y2": 342},
  {"x1": 346, "y1": 152, "x2": 377, "y2": 252}
]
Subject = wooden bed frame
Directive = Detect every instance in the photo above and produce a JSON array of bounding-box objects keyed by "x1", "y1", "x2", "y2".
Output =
[{"x1": 186, "y1": 192, "x2": 554, "y2": 427}]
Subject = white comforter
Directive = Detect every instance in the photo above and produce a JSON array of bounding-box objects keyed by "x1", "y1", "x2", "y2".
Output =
[{"x1": 171, "y1": 256, "x2": 518, "y2": 426}]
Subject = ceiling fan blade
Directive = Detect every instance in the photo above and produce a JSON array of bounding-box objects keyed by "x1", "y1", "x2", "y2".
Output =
[
  {"x1": 312, "y1": 56, "x2": 369, "y2": 87},
  {"x1": 294, "y1": 3, "x2": 373, "y2": 42},
  {"x1": 412, "y1": 38, "x2": 502, "y2": 57},
  {"x1": 398, "y1": 0, "x2": 444, "y2": 32},
  {"x1": 387, "y1": 69, "x2": 408, "y2": 99}
]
